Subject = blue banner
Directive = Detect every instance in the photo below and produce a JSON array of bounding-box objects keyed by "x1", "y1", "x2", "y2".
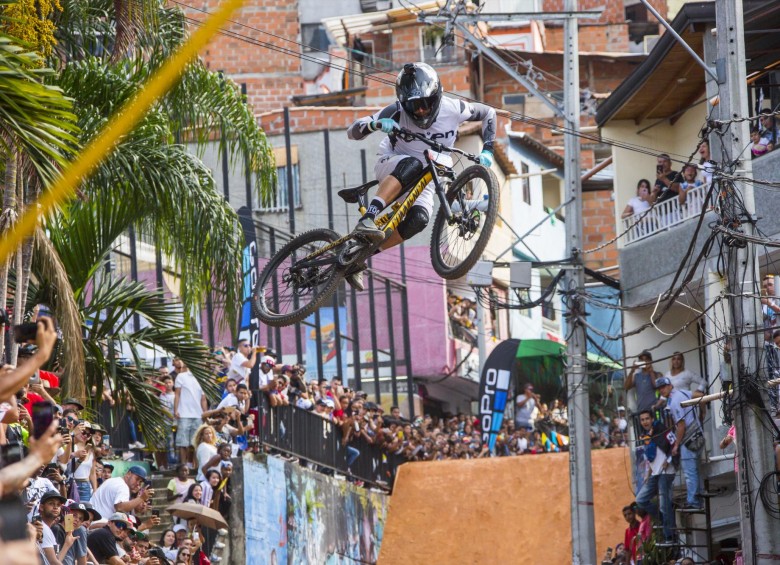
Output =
[
  {"x1": 479, "y1": 338, "x2": 519, "y2": 452},
  {"x1": 237, "y1": 206, "x2": 260, "y2": 389},
  {"x1": 305, "y1": 306, "x2": 348, "y2": 381}
]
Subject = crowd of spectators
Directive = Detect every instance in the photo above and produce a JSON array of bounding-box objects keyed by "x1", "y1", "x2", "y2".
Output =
[{"x1": 0, "y1": 314, "x2": 244, "y2": 564}]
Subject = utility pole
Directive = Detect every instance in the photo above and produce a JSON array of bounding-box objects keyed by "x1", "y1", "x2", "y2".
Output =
[
  {"x1": 420, "y1": 4, "x2": 597, "y2": 561},
  {"x1": 562, "y1": 2, "x2": 595, "y2": 564},
  {"x1": 716, "y1": 0, "x2": 780, "y2": 561}
]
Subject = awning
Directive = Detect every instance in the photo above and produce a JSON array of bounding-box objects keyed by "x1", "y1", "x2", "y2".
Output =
[{"x1": 515, "y1": 339, "x2": 621, "y2": 386}]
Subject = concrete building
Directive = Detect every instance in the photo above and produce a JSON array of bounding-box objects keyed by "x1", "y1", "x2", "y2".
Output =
[{"x1": 597, "y1": 2, "x2": 780, "y2": 557}]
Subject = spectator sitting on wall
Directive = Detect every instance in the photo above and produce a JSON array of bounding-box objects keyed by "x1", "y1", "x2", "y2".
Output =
[
  {"x1": 651, "y1": 153, "x2": 682, "y2": 204},
  {"x1": 268, "y1": 374, "x2": 290, "y2": 407},
  {"x1": 751, "y1": 127, "x2": 772, "y2": 158},
  {"x1": 621, "y1": 179, "x2": 652, "y2": 219}
]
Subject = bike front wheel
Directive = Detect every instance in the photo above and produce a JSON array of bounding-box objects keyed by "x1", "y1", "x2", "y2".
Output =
[
  {"x1": 252, "y1": 228, "x2": 344, "y2": 327},
  {"x1": 430, "y1": 165, "x2": 498, "y2": 280}
]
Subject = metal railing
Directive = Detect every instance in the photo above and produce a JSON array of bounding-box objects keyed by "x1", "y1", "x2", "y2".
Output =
[
  {"x1": 254, "y1": 392, "x2": 403, "y2": 489},
  {"x1": 365, "y1": 47, "x2": 466, "y2": 72},
  {"x1": 622, "y1": 182, "x2": 709, "y2": 244}
]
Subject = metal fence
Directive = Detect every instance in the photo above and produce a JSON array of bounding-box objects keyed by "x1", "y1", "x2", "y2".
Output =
[{"x1": 255, "y1": 392, "x2": 403, "y2": 489}]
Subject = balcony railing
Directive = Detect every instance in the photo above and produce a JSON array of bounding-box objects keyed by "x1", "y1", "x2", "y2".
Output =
[
  {"x1": 364, "y1": 47, "x2": 466, "y2": 72},
  {"x1": 254, "y1": 392, "x2": 403, "y2": 489},
  {"x1": 622, "y1": 182, "x2": 709, "y2": 245}
]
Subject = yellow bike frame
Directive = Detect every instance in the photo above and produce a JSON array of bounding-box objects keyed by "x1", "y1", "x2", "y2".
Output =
[{"x1": 301, "y1": 170, "x2": 434, "y2": 262}]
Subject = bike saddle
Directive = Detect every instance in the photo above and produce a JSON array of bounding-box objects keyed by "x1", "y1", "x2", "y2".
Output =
[{"x1": 337, "y1": 180, "x2": 378, "y2": 204}]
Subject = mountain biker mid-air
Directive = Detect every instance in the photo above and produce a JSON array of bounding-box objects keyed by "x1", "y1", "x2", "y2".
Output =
[{"x1": 345, "y1": 62, "x2": 497, "y2": 290}]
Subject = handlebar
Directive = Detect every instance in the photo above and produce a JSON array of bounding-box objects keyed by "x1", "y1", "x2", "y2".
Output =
[{"x1": 376, "y1": 124, "x2": 480, "y2": 164}]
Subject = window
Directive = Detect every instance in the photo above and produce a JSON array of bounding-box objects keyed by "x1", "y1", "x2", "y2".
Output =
[
  {"x1": 301, "y1": 24, "x2": 331, "y2": 53},
  {"x1": 521, "y1": 163, "x2": 531, "y2": 205},
  {"x1": 259, "y1": 147, "x2": 301, "y2": 212}
]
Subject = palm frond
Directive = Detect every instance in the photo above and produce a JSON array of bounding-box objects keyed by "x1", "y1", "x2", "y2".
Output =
[{"x1": 31, "y1": 227, "x2": 86, "y2": 400}]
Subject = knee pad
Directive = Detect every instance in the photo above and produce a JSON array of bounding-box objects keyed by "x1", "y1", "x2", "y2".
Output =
[
  {"x1": 390, "y1": 157, "x2": 424, "y2": 189},
  {"x1": 397, "y1": 206, "x2": 430, "y2": 240}
]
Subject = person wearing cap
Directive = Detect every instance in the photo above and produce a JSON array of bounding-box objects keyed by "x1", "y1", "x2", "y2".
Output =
[
  {"x1": 173, "y1": 359, "x2": 208, "y2": 468},
  {"x1": 634, "y1": 408, "x2": 678, "y2": 543},
  {"x1": 655, "y1": 376, "x2": 703, "y2": 510},
  {"x1": 53, "y1": 502, "x2": 99, "y2": 565},
  {"x1": 227, "y1": 339, "x2": 257, "y2": 385},
  {"x1": 38, "y1": 490, "x2": 68, "y2": 565},
  {"x1": 259, "y1": 355, "x2": 276, "y2": 391},
  {"x1": 89, "y1": 465, "x2": 155, "y2": 521},
  {"x1": 61, "y1": 398, "x2": 85, "y2": 415},
  {"x1": 515, "y1": 383, "x2": 539, "y2": 432},
  {"x1": 87, "y1": 512, "x2": 133, "y2": 565},
  {"x1": 626, "y1": 350, "x2": 662, "y2": 413}
]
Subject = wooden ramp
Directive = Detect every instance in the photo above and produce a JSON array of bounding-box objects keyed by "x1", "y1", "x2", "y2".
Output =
[{"x1": 379, "y1": 447, "x2": 634, "y2": 564}]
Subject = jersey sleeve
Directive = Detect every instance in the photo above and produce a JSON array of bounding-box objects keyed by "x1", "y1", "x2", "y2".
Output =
[
  {"x1": 458, "y1": 100, "x2": 497, "y2": 152},
  {"x1": 459, "y1": 100, "x2": 496, "y2": 151},
  {"x1": 347, "y1": 103, "x2": 400, "y2": 140}
]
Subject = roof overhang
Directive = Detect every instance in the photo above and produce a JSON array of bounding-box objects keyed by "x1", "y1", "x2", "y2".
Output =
[
  {"x1": 596, "y1": 1, "x2": 780, "y2": 127},
  {"x1": 322, "y1": 1, "x2": 445, "y2": 46},
  {"x1": 507, "y1": 130, "x2": 564, "y2": 173}
]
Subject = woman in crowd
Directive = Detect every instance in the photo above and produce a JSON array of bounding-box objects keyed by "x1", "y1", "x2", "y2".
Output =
[
  {"x1": 200, "y1": 469, "x2": 221, "y2": 508},
  {"x1": 182, "y1": 483, "x2": 204, "y2": 505},
  {"x1": 621, "y1": 179, "x2": 652, "y2": 219},
  {"x1": 192, "y1": 424, "x2": 218, "y2": 482},
  {"x1": 70, "y1": 421, "x2": 97, "y2": 501},
  {"x1": 159, "y1": 528, "x2": 179, "y2": 562},
  {"x1": 176, "y1": 545, "x2": 192, "y2": 564}
]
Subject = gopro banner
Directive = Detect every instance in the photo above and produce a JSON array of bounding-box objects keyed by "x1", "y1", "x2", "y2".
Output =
[
  {"x1": 479, "y1": 338, "x2": 519, "y2": 452},
  {"x1": 237, "y1": 206, "x2": 260, "y2": 390}
]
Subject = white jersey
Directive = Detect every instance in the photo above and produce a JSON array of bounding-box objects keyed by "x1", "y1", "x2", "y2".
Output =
[{"x1": 348, "y1": 97, "x2": 496, "y2": 165}]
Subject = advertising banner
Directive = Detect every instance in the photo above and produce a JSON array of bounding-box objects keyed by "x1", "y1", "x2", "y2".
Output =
[
  {"x1": 478, "y1": 338, "x2": 519, "y2": 451},
  {"x1": 305, "y1": 306, "x2": 348, "y2": 381},
  {"x1": 236, "y1": 206, "x2": 260, "y2": 390}
]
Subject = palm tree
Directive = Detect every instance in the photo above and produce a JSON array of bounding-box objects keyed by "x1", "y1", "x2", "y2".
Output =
[
  {"x1": 21, "y1": 0, "x2": 275, "y2": 441},
  {"x1": 0, "y1": 13, "x2": 78, "y2": 361}
]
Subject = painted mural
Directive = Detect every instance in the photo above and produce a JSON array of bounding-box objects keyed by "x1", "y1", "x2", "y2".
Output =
[{"x1": 243, "y1": 457, "x2": 388, "y2": 564}]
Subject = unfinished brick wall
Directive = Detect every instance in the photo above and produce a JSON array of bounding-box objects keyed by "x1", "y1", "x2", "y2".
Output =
[
  {"x1": 582, "y1": 189, "x2": 619, "y2": 272},
  {"x1": 184, "y1": 0, "x2": 305, "y2": 112},
  {"x1": 257, "y1": 107, "x2": 381, "y2": 136}
]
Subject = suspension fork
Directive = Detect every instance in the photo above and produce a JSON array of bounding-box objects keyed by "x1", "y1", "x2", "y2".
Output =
[{"x1": 425, "y1": 150, "x2": 453, "y2": 220}]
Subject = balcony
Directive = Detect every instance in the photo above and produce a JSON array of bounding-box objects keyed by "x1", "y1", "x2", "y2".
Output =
[{"x1": 621, "y1": 183, "x2": 709, "y2": 245}]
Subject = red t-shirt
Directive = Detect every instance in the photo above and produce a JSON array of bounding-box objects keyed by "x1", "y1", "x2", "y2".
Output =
[
  {"x1": 624, "y1": 523, "x2": 640, "y2": 558},
  {"x1": 23, "y1": 392, "x2": 45, "y2": 414},
  {"x1": 39, "y1": 370, "x2": 59, "y2": 389}
]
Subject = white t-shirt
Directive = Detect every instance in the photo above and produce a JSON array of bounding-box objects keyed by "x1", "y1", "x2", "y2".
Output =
[
  {"x1": 515, "y1": 394, "x2": 536, "y2": 428},
  {"x1": 217, "y1": 394, "x2": 240, "y2": 410},
  {"x1": 90, "y1": 476, "x2": 130, "y2": 520},
  {"x1": 25, "y1": 477, "x2": 58, "y2": 521},
  {"x1": 196, "y1": 443, "x2": 218, "y2": 482},
  {"x1": 167, "y1": 477, "x2": 194, "y2": 503},
  {"x1": 72, "y1": 449, "x2": 94, "y2": 480},
  {"x1": 159, "y1": 391, "x2": 175, "y2": 417},
  {"x1": 174, "y1": 371, "x2": 204, "y2": 418},
  {"x1": 227, "y1": 352, "x2": 250, "y2": 384},
  {"x1": 259, "y1": 368, "x2": 274, "y2": 389},
  {"x1": 627, "y1": 196, "x2": 651, "y2": 216},
  {"x1": 664, "y1": 369, "x2": 705, "y2": 394},
  {"x1": 41, "y1": 522, "x2": 57, "y2": 551}
]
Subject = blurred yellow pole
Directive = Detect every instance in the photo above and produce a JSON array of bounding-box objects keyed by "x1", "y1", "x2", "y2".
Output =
[{"x1": 0, "y1": 0, "x2": 246, "y2": 265}]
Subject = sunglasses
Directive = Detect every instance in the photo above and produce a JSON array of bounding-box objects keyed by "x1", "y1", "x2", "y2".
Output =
[{"x1": 113, "y1": 521, "x2": 128, "y2": 530}]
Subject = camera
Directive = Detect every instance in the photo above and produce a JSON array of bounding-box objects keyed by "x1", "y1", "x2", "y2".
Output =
[
  {"x1": 147, "y1": 547, "x2": 171, "y2": 564},
  {"x1": 0, "y1": 442, "x2": 25, "y2": 469},
  {"x1": 0, "y1": 310, "x2": 38, "y2": 343}
]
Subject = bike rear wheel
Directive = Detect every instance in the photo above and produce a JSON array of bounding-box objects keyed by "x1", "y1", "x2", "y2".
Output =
[
  {"x1": 252, "y1": 228, "x2": 344, "y2": 327},
  {"x1": 430, "y1": 165, "x2": 498, "y2": 280}
]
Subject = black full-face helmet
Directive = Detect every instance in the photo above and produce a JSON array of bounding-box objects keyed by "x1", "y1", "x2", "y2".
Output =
[{"x1": 396, "y1": 62, "x2": 443, "y2": 129}]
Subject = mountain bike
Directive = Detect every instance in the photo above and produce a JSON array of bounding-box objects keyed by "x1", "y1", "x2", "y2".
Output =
[{"x1": 252, "y1": 127, "x2": 499, "y2": 327}]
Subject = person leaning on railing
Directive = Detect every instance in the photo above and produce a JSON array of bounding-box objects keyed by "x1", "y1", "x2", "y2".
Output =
[{"x1": 621, "y1": 179, "x2": 652, "y2": 219}]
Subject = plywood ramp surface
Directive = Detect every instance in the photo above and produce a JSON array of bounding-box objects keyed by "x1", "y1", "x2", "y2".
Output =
[{"x1": 379, "y1": 447, "x2": 634, "y2": 564}]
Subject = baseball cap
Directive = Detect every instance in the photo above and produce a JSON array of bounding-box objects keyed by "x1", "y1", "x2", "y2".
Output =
[
  {"x1": 173, "y1": 524, "x2": 188, "y2": 533},
  {"x1": 617, "y1": 406, "x2": 626, "y2": 412},
  {"x1": 127, "y1": 465, "x2": 148, "y2": 480},
  {"x1": 323, "y1": 398, "x2": 335, "y2": 408},
  {"x1": 67, "y1": 502, "x2": 102, "y2": 521},
  {"x1": 654, "y1": 376, "x2": 672, "y2": 389},
  {"x1": 61, "y1": 398, "x2": 85, "y2": 410},
  {"x1": 281, "y1": 364, "x2": 293, "y2": 373},
  {"x1": 40, "y1": 490, "x2": 67, "y2": 505},
  {"x1": 108, "y1": 512, "x2": 133, "y2": 528},
  {"x1": 261, "y1": 356, "x2": 275, "y2": 367}
]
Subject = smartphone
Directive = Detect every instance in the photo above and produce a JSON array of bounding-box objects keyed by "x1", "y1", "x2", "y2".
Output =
[
  {"x1": 151, "y1": 509, "x2": 160, "y2": 517},
  {"x1": 29, "y1": 375, "x2": 41, "y2": 386},
  {"x1": 0, "y1": 442, "x2": 25, "y2": 468},
  {"x1": 656, "y1": 165, "x2": 663, "y2": 174},
  {"x1": 64, "y1": 513, "x2": 74, "y2": 533},
  {"x1": 192, "y1": 531, "x2": 200, "y2": 542},
  {"x1": 32, "y1": 401, "x2": 55, "y2": 440}
]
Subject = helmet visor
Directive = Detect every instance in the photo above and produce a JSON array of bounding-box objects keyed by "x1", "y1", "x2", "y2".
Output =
[{"x1": 402, "y1": 96, "x2": 436, "y2": 120}]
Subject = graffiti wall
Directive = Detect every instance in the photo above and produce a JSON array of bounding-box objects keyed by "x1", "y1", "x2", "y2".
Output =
[{"x1": 243, "y1": 456, "x2": 389, "y2": 565}]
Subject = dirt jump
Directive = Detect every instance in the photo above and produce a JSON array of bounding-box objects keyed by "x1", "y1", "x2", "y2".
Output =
[{"x1": 379, "y1": 447, "x2": 634, "y2": 564}]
